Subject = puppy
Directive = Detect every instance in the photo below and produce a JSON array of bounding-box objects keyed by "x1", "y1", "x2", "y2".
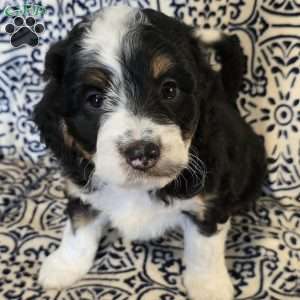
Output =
[{"x1": 34, "y1": 6, "x2": 266, "y2": 300}]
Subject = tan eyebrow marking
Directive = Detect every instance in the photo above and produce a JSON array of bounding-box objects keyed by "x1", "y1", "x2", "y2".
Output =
[
  {"x1": 151, "y1": 54, "x2": 174, "y2": 78},
  {"x1": 81, "y1": 68, "x2": 109, "y2": 87}
]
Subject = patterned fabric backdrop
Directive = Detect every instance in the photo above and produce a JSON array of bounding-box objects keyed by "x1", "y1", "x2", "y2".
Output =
[
  {"x1": 0, "y1": 1, "x2": 300, "y2": 300},
  {"x1": 0, "y1": 0, "x2": 300, "y2": 199}
]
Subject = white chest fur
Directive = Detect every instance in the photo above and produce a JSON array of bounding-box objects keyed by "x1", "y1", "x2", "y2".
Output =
[{"x1": 84, "y1": 185, "x2": 201, "y2": 241}]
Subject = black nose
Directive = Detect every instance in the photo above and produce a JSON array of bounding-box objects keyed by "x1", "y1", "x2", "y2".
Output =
[{"x1": 123, "y1": 141, "x2": 160, "y2": 170}]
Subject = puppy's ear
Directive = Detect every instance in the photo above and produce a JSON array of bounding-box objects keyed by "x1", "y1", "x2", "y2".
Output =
[
  {"x1": 43, "y1": 19, "x2": 88, "y2": 81},
  {"x1": 34, "y1": 34, "x2": 93, "y2": 186},
  {"x1": 43, "y1": 39, "x2": 68, "y2": 81},
  {"x1": 195, "y1": 29, "x2": 246, "y2": 103},
  {"x1": 34, "y1": 38, "x2": 69, "y2": 149}
]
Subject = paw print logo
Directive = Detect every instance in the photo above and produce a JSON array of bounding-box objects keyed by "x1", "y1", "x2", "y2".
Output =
[{"x1": 5, "y1": 16, "x2": 44, "y2": 47}]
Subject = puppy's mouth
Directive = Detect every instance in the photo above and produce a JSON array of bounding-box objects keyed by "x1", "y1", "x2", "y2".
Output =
[
  {"x1": 121, "y1": 159, "x2": 186, "y2": 186},
  {"x1": 130, "y1": 164, "x2": 184, "y2": 177}
]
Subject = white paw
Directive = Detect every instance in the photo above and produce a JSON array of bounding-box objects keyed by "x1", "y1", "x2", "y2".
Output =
[
  {"x1": 38, "y1": 249, "x2": 92, "y2": 290},
  {"x1": 184, "y1": 270, "x2": 234, "y2": 300}
]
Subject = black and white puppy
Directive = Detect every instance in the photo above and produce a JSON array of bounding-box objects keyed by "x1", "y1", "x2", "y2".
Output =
[{"x1": 34, "y1": 6, "x2": 266, "y2": 300}]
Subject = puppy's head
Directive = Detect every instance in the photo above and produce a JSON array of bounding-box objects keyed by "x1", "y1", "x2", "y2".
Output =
[{"x1": 35, "y1": 7, "x2": 238, "y2": 192}]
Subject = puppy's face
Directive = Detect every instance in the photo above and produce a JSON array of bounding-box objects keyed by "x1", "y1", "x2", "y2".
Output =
[{"x1": 45, "y1": 7, "x2": 210, "y2": 189}]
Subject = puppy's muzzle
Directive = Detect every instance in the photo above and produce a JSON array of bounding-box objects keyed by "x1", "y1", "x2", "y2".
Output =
[{"x1": 122, "y1": 140, "x2": 160, "y2": 171}]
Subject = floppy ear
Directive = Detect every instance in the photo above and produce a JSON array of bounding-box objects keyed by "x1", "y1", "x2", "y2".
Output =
[
  {"x1": 44, "y1": 17, "x2": 90, "y2": 81},
  {"x1": 34, "y1": 38, "x2": 94, "y2": 187},
  {"x1": 34, "y1": 39, "x2": 68, "y2": 152},
  {"x1": 196, "y1": 30, "x2": 246, "y2": 103},
  {"x1": 43, "y1": 39, "x2": 67, "y2": 81}
]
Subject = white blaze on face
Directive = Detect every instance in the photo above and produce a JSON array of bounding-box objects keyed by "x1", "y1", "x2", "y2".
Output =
[
  {"x1": 93, "y1": 108, "x2": 189, "y2": 189},
  {"x1": 81, "y1": 6, "x2": 140, "y2": 77}
]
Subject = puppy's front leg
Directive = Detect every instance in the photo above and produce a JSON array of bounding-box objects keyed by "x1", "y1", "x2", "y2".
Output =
[
  {"x1": 183, "y1": 219, "x2": 234, "y2": 300},
  {"x1": 38, "y1": 198, "x2": 107, "y2": 289}
]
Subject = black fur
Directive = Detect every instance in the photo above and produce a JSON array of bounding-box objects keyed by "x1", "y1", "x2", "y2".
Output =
[
  {"x1": 66, "y1": 196, "x2": 99, "y2": 232},
  {"x1": 34, "y1": 22, "x2": 98, "y2": 186},
  {"x1": 34, "y1": 8, "x2": 267, "y2": 237},
  {"x1": 160, "y1": 32, "x2": 267, "y2": 232}
]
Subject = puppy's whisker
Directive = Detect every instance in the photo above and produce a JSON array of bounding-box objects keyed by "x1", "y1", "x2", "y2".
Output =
[
  {"x1": 174, "y1": 175, "x2": 181, "y2": 190},
  {"x1": 180, "y1": 172, "x2": 189, "y2": 191},
  {"x1": 184, "y1": 165, "x2": 197, "y2": 185},
  {"x1": 186, "y1": 152, "x2": 207, "y2": 189},
  {"x1": 82, "y1": 159, "x2": 95, "y2": 192}
]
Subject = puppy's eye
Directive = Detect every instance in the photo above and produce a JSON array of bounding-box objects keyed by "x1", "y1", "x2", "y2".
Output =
[
  {"x1": 161, "y1": 80, "x2": 178, "y2": 100},
  {"x1": 86, "y1": 93, "x2": 103, "y2": 109}
]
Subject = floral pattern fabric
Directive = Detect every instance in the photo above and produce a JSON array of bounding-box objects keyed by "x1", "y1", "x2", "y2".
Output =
[{"x1": 0, "y1": 0, "x2": 299, "y2": 299}]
